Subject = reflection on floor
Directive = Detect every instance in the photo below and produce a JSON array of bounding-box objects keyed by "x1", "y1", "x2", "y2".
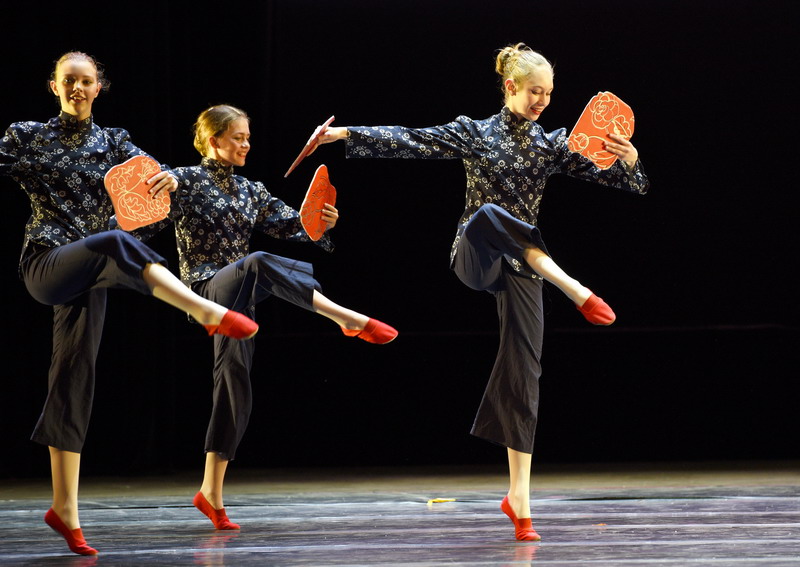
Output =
[{"x1": 1, "y1": 461, "x2": 799, "y2": 566}]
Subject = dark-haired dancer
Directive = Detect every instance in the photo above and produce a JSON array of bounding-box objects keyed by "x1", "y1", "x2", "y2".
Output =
[
  {"x1": 0, "y1": 52, "x2": 257, "y2": 556},
  {"x1": 311, "y1": 43, "x2": 649, "y2": 541}
]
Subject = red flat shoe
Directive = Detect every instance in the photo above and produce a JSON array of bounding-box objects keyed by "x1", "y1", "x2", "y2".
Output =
[
  {"x1": 44, "y1": 508, "x2": 98, "y2": 556},
  {"x1": 501, "y1": 496, "x2": 541, "y2": 541},
  {"x1": 576, "y1": 291, "x2": 616, "y2": 325},
  {"x1": 203, "y1": 310, "x2": 259, "y2": 340},
  {"x1": 341, "y1": 318, "x2": 398, "y2": 344},
  {"x1": 193, "y1": 491, "x2": 240, "y2": 530}
]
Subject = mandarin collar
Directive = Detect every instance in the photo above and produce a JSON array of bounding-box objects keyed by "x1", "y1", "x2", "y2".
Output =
[
  {"x1": 201, "y1": 157, "x2": 235, "y2": 184},
  {"x1": 57, "y1": 111, "x2": 94, "y2": 132},
  {"x1": 499, "y1": 106, "x2": 532, "y2": 132}
]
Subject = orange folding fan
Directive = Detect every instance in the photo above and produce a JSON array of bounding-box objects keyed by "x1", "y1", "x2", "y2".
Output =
[
  {"x1": 300, "y1": 164, "x2": 337, "y2": 241},
  {"x1": 104, "y1": 155, "x2": 171, "y2": 230},
  {"x1": 567, "y1": 92, "x2": 634, "y2": 170}
]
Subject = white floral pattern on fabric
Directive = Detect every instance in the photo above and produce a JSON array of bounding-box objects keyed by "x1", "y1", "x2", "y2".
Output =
[
  {"x1": 1, "y1": 113, "x2": 147, "y2": 255},
  {"x1": 135, "y1": 158, "x2": 332, "y2": 285},
  {"x1": 345, "y1": 106, "x2": 649, "y2": 277}
]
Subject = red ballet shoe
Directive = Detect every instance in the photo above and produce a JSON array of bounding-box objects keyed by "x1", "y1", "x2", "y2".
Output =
[
  {"x1": 203, "y1": 310, "x2": 259, "y2": 340},
  {"x1": 576, "y1": 291, "x2": 616, "y2": 325},
  {"x1": 44, "y1": 508, "x2": 98, "y2": 556},
  {"x1": 341, "y1": 318, "x2": 398, "y2": 344},
  {"x1": 193, "y1": 491, "x2": 240, "y2": 530},
  {"x1": 501, "y1": 496, "x2": 541, "y2": 541}
]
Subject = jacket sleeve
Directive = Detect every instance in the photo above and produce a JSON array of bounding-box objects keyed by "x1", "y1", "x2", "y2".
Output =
[
  {"x1": 253, "y1": 181, "x2": 333, "y2": 252},
  {"x1": 550, "y1": 128, "x2": 650, "y2": 195},
  {"x1": 344, "y1": 117, "x2": 479, "y2": 160}
]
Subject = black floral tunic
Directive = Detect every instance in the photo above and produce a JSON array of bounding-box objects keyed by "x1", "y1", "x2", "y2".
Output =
[
  {"x1": 0, "y1": 112, "x2": 146, "y2": 258},
  {"x1": 140, "y1": 158, "x2": 332, "y2": 285},
  {"x1": 346, "y1": 106, "x2": 650, "y2": 276}
]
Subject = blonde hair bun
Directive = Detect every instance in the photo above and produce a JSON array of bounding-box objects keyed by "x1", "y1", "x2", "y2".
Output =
[{"x1": 495, "y1": 43, "x2": 553, "y2": 98}]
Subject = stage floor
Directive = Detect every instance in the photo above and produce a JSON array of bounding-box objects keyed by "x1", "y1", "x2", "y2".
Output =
[{"x1": 1, "y1": 461, "x2": 799, "y2": 566}]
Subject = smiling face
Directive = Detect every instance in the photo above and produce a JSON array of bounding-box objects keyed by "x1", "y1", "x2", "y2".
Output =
[
  {"x1": 50, "y1": 58, "x2": 102, "y2": 120},
  {"x1": 505, "y1": 65, "x2": 554, "y2": 122},
  {"x1": 210, "y1": 118, "x2": 251, "y2": 167}
]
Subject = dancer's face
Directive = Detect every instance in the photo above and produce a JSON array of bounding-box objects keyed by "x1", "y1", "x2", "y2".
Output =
[
  {"x1": 50, "y1": 59, "x2": 102, "y2": 121},
  {"x1": 211, "y1": 118, "x2": 251, "y2": 167},
  {"x1": 505, "y1": 66, "x2": 553, "y2": 122}
]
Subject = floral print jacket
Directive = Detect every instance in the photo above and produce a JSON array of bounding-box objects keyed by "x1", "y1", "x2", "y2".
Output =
[
  {"x1": 134, "y1": 158, "x2": 332, "y2": 285},
  {"x1": 0, "y1": 113, "x2": 146, "y2": 260},
  {"x1": 345, "y1": 106, "x2": 649, "y2": 274}
]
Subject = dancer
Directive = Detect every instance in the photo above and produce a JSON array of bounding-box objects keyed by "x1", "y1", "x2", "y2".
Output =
[
  {"x1": 133, "y1": 105, "x2": 397, "y2": 530},
  {"x1": 310, "y1": 43, "x2": 649, "y2": 540},
  {"x1": 0, "y1": 52, "x2": 258, "y2": 556}
]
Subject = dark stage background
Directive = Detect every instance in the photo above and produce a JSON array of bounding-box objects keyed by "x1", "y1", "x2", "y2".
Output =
[{"x1": 1, "y1": 0, "x2": 797, "y2": 478}]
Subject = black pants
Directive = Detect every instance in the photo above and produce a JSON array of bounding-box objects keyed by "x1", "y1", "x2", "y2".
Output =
[
  {"x1": 21, "y1": 231, "x2": 166, "y2": 452},
  {"x1": 452, "y1": 204, "x2": 545, "y2": 454},
  {"x1": 192, "y1": 251, "x2": 321, "y2": 461}
]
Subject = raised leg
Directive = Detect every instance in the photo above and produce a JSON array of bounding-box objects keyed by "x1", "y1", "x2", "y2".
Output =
[{"x1": 523, "y1": 248, "x2": 615, "y2": 325}]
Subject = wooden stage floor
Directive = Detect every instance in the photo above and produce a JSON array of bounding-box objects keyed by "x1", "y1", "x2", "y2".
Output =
[{"x1": 1, "y1": 461, "x2": 799, "y2": 566}]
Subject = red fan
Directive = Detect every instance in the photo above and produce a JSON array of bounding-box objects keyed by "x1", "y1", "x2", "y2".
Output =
[
  {"x1": 104, "y1": 155, "x2": 170, "y2": 230},
  {"x1": 284, "y1": 115, "x2": 335, "y2": 177},
  {"x1": 300, "y1": 164, "x2": 336, "y2": 241},
  {"x1": 567, "y1": 92, "x2": 634, "y2": 170}
]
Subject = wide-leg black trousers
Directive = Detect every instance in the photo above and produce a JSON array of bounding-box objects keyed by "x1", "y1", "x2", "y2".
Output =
[
  {"x1": 192, "y1": 251, "x2": 321, "y2": 461},
  {"x1": 452, "y1": 204, "x2": 545, "y2": 454},
  {"x1": 21, "y1": 231, "x2": 166, "y2": 452}
]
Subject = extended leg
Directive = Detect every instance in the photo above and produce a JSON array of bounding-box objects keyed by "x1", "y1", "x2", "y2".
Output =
[
  {"x1": 313, "y1": 290, "x2": 398, "y2": 344},
  {"x1": 312, "y1": 290, "x2": 369, "y2": 329},
  {"x1": 143, "y1": 263, "x2": 257, "y2": 337},
  {"x1": 523, "y1": 247, "x2": 615, "y2": 325},
  {"x1": 522, "y1": 247, "x2": 589, "y2": 305}
]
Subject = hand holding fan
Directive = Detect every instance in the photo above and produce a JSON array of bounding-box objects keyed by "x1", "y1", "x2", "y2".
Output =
[
  {"x1": 284, "y1": 115, "x2": 335, "y2": 177},
  {"x1": 104, "y1": 155, "x2": 171, "y2": 230},
  {"x1": 567, "y1": 92, "x2": 634, "y2": 170}
]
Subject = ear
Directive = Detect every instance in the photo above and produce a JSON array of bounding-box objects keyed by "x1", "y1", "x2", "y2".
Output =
[
  {"x1": 50, "y1": 80, "x2": 59, "y2": 97},
  {"x1": 504, "y1": 78, "x2": 517, "y2": 96},
  {"x1": 208, "y1": 136, "x2": 220, "y2": 150}
]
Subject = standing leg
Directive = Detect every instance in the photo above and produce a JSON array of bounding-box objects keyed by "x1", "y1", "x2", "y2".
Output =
[
  {"x1": 194, "y1": 451, "x2": 240, "y2": 530},
  {"x1": 45, "y1": 448, "x2": 98, "y2": 555},
  {"x1": 452, "y1": 211, "x2": 545, "y2": 540},
  {"x1": 190, "y1": 256, "x2": 270, "y2": 529},
  {"x1": 193, "y1": 326, "x2": 253, "y2": 530},
  {"x1": 471, "y1": 271, "x2": 543, "y2": 453},
  {"x1": 200, "y1": 452, "x2": 230, "y2": 508},
  {"x1": 489, "y1": 272, "x2": 544, "y2": 542},
  {"x1": 506, "y1": 448, "x2": 532, "y2": 518},
  {"x1": 33, "y1": 290, "x2": 106, "y2": 555},
  {"x1": 502, "y1": 448, "x2": 540, "y2": 541}
]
